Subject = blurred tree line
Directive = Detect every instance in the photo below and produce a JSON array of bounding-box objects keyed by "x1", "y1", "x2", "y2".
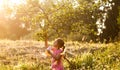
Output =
[{"x1": 0, "y1": 0, "x2": 120, "y2": 43}]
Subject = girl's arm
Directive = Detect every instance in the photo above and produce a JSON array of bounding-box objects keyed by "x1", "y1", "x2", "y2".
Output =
[{"x1": 47, "y1": 50, "x2": 62, "y2": 60}]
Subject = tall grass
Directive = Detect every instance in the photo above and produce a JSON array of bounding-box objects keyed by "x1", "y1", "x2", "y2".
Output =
[
  {"x1": 65, "y1": 42, "x2": 120, "y2": 70},
  {"x1": 0, "y1": 40, "x2": 120, "y2": 70}
]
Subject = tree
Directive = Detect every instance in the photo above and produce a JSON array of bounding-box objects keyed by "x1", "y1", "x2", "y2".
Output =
[
  {"x1": 96, "y1": 0, "x2": 120, "y2": 42},
  {"x1": 21, "y1": 0, "x2": 98, "y2": 43},
  {"x1": 7, "y1": 0, "x2": 119, "y2": 44}
]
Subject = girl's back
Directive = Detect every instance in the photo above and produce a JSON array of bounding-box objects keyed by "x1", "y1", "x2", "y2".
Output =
[{"x1": 51, "y1": 48, "x2": 64, "y2": 70}]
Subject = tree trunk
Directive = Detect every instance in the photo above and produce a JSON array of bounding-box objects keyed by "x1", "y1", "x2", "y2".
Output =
[{"x1": 100, "y1": 0, "x2": 120, "y2": 43}]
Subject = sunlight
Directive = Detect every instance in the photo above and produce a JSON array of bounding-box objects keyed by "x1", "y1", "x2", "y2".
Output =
[
  {"x1": 8, "y1": 0, "x2": 26, "y2": 6},
  {"x1": 20, "y1": 23, "x2": 26, "y2": 28},
  {"x1": 10, "y1": 0, "x2": 21, "y2": 5},
  {"x1": 39, "y1": 0, "x2": 45, "y2": 4},
  {"x1": 94, "y1": 0, "x2": 99, "y2": 4},
  {"x1": 99, "y1": 6, "x2": 104, "y2": 11},
  {"x1": 0, "y1": 0, "x2": 4, "y2": 10},
  {"x1": 72, "y1": 0, "x2": 79, "y2": 9},
  {"x1": 41, "y1": 19, "x2": 45, "y2": 27},
  {"x1": 0, "y1": 0, "x2": 26, "y2": 10},
  {"x1": 0, "y1": 0, "x2": 3, "y2": 6},
  {"x1": 41, "y1": 52, "x2": 47, "y2": 58}
]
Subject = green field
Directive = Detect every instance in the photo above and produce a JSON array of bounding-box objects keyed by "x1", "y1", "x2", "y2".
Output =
[{"x1": 0, "y1": 40, "x2": 120, "y2": 70}]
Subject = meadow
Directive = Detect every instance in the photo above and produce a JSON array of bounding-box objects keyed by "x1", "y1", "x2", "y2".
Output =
[{"x1": 0, "y1": 40, "x2": 120, "y2": 70}]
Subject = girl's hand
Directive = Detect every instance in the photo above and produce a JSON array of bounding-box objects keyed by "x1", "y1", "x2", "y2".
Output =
[
  {"x1": 61, "y1": 46, "x2": 65, "y2": 52},
  {"x1": 47, "y1": 46, "x2": 51, "y2": 50},
  {"x1": 46, "y1": 46, "x2": 52, "y2": 55},
  {"x1": 61, "y1": 53, "x2": 66, "y2": 58}
]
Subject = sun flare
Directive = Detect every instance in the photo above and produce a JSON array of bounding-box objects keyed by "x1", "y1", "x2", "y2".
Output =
[
  {"x1": 0, "y1": 0, "x2": 26, "y2": 10},
  {"x1": 9, "y1": 0, "x2": 26, "y2": 6},
  {"x1": 39, "y1": 0, "x2": 45, "y2": 4},
  {"x1": 0, "y1": 0, "x2": 4, "y2": 10}
]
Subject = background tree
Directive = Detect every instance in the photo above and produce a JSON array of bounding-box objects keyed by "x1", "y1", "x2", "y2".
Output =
[{"x1": 96, "y1": 0, "x2": 120, "y2": 43}]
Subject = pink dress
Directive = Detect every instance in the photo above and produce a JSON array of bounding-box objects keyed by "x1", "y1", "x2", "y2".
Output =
[{"x1": 51, "y1": 48, "x2": 64, "y2": 70}]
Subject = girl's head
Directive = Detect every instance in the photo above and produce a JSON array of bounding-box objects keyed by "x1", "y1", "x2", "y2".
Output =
[{"x1": 53, "y1": 38, "x2": 65, "y2": 49}]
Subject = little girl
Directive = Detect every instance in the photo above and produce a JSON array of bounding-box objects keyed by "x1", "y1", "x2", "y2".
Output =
[{"x1": 47, "y1": 38, "x2": 65, "y2": 70}]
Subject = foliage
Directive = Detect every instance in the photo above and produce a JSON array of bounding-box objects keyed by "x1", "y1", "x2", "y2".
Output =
[
  {"x1": 66, "y1": 42, "x2": 120, "y2": 70},
  {"x1": 68, "y1": 53, "x2": 93, "y2": 70},
  {"x1": 20, "y1": 0, "x2": 98, "y2": 41}
]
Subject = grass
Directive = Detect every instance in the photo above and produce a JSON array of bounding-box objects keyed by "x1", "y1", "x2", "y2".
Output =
[{"x1": 0, "y1": 40, "x2": 120, "y2": 70}]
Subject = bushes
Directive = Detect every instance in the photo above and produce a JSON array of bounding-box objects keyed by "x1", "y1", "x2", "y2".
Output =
[
  {"x1": 68, "y1": 53, "x2": 93, "y2": 70},
  {"x1": 65, "y1": 42, "x2": 120, "y2": 70}
]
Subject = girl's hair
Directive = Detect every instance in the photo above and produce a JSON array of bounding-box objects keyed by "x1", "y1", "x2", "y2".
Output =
[{"x1": 56, "y1": 38, "x2": 65, "y2": 48}]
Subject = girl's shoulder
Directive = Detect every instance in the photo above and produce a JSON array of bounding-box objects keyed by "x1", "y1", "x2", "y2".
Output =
[{"x1": 57, "y1": 49, "x2": 63, "y2": 53}]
